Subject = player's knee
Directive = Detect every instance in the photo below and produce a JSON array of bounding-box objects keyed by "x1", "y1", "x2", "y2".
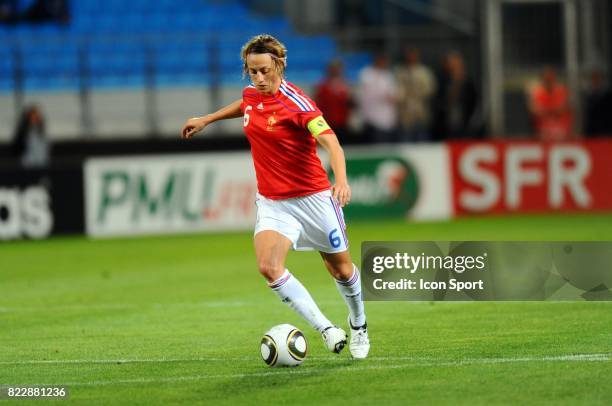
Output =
[
  {"x1": 257, "y1": 262, "x2": 285, "y2": 282},
  {"x1": 329, "y1": 263, "x2": 353, "y2": 281}
]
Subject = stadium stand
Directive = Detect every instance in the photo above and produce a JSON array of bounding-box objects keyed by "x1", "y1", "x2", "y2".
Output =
[{"x1": 0, "y1": 0, "x2": 371, "y2": 139}]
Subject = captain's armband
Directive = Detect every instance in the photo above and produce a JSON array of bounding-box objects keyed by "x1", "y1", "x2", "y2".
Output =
[{"x1": 306, "y1": 116, "x2": 332, "y2": 138}]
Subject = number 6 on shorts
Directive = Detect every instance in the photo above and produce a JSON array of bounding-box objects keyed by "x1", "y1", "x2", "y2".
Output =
[{"x1": 328, "y1": 229, "x2": 341, "y2": 249}]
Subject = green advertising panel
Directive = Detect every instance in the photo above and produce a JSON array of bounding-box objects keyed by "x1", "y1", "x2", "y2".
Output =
[{"x1": 330, "y1": 156, "x2": 419, "y2": 218}]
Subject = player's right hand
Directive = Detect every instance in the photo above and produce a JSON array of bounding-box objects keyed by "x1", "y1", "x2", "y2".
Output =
[{"x1": 181, "y1": 116, "x2": 208, "y2": 139}]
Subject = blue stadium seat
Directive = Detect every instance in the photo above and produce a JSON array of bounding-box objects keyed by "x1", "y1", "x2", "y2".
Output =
[{"x1": 1, "y1": 0, "x2": 354, "y2": 91}]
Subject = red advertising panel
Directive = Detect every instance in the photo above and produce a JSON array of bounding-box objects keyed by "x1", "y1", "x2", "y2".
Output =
[{"x1": 449, "y1": 139, "x2": 612, "y2": 215}]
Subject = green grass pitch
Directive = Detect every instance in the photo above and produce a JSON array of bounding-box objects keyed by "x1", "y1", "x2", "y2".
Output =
[{"x1": 1, "y1": 213, "x2": 612, "y2": 404}]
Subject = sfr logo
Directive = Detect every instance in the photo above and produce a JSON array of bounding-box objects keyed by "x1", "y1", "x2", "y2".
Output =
[{"x1": 453, "y1": 143, "x2": 593, "y2": 213}]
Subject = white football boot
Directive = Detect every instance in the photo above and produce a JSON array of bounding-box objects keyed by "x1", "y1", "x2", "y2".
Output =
[
  {"x1": 348, "y1": 317, "x2": 370, "y2": 359},
  {"x1": 321, "y1": 326, "x2": 348, "y2": 353}
]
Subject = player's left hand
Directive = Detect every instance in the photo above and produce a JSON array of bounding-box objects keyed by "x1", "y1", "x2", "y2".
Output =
[{"x1": 332, "y1": 182, "x2": 351, "y2": 207}]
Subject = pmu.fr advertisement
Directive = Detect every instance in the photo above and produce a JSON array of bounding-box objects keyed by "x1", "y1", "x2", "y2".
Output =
[
  {"x1": 84, "y1": 152, "x2": 258, "y2": 237},
  {"x1": 449, "y1": 139, "x2": 612, "y2": 215}
]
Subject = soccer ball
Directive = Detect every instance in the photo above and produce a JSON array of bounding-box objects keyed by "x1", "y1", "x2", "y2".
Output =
[{"x1": 260, "y1": 324, "x2": 308, "y2": 367}]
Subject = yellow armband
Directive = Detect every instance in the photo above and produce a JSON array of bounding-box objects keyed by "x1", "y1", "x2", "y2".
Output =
[{"x1": 307, "y1": 116, "x2": 332, "y2": 138}]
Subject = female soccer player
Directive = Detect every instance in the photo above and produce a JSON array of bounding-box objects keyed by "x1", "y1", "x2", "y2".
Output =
[{"x1": 181, "y1": 34, "x2": 369, "y2": 359}]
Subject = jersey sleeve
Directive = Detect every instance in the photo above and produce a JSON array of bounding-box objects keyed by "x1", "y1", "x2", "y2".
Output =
[
  {"x1": 295, "y1": 109, "x2": 322, "y2": 127},
  {"x1": 287, "y1": 87, "x2": 335, "y2": 137}
]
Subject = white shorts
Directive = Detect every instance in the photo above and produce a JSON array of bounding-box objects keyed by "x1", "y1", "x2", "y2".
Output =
[{"x1": 254, "y1": 190, "x2": 349, "y2": 253}]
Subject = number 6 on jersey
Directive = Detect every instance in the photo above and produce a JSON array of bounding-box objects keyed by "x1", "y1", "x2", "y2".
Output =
[{"x1": 243, "y1": 105, "x2": 252, "y2": 127}]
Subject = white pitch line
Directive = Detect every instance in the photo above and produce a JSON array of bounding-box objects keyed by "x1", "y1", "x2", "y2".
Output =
[
  {"x1": 20, "y1": 354, "x2": 612, "y2": 387},
  {"x1": 0, "y1": 300, "x2": 348, "y2": 313},
  {"x1": 2, "y1": 301, "x2": 611, "y2": 313},
  {"x1": 0, "y1": 301, "x2": 254, "y2": 313},
  {"x1": 34, "y1": 364, "x2": 414, "y2": 387},
  {"x1": 337, "y1": 353, "x2": 612, "y2": 363},
  {"x1": 0, "y1": 357, "x2": 256, "y2": 365},
  {"x1": 2, "y1": 353, "x2": 609, "y2": 367}
]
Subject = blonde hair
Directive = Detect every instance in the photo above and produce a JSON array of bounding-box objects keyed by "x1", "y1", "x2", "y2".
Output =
[{"x1": 240, "y1": 34, "x2": 287, "y2": 78}]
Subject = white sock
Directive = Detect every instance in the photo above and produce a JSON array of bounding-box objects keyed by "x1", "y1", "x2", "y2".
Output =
[
  {"x1": 335, "y1": 264, "x2": 366, "y2": 328},
  {"x1": 268, "y1": 269, "x2": 333, "y2": 332}
]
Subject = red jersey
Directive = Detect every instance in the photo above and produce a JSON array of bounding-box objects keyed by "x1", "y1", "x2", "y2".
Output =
[
  {"x1": 531, "y1": 84, "x2": 573, "y2": 141},
  {"x1": 315, "y1": 77, "x2": 351, "y2": 129},
  {"x1": 240, "y1": 80, "x2": 332, "y2": 199}
]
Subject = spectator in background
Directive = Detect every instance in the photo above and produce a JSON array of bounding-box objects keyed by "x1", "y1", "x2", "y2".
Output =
[
  {"x1": 431, "y1": 51, "x2": 478, "y2": 140},
  {"x1": 356, "y1": 53, "x2": 398, "y2": 143},
  {"x1": 0, "y1": 0, "x2": 18, "y2": 23},
  {"x1": 23, "y1": 0, "x2": 69, "y2": 24},
  {"x1": 315, "y1": 60, "x2": 352, "y2": 140},
  {"x1": 584, "y1": 69, "x2": 612, "y2": 137},
  {"x1": 527, "y1": 66, "x2": 573, "y2": 142},
  {"x1": 11, "y1": 104, "x2": 51, "y2": 169},
  {"x1": 396, "y1": 47, "x2": 436, "y2": 142}
]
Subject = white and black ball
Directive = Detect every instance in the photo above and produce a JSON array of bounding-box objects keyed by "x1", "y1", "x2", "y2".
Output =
[{"x1": 260, "y1": 324, "x2": 308, "y2": 367}]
